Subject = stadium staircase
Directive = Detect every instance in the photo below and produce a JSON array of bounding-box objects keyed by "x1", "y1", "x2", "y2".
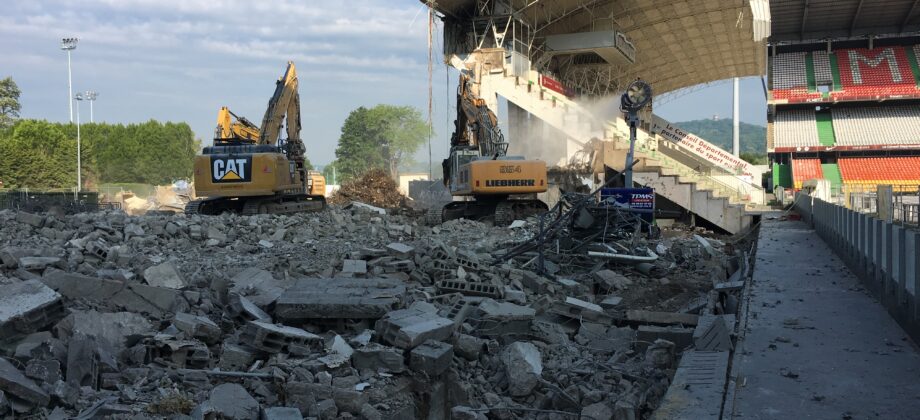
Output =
[
  {"x1": 821, "y1": 163, "x2": 843, "y2": 191},
  {"x1": 469, "y1": 61, "x2": 760, "y2": 234},
  {"x1": 815, "y1": 111, "x2": 836, "y2": 146}
]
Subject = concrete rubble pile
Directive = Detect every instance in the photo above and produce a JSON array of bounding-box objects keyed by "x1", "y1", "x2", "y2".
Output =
[{"x1": 0, "y1": 204, "x2": 737, "y2": 419}]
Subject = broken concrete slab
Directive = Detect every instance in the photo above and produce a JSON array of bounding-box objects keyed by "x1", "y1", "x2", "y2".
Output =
[
  {"x1": 274, "y1": 278, "x2": 406, "y2": 321},
  {"x1": 410, "y1": 340, "x2": 453, "y2": 376},
  {"x1": 341, "y1": 259, "x2": 368, "y2": 276},
  {"x1": 386, "y1": 242, "x2": 415, "y2": 258},
  {"x1": 0, "y1": 279, "x2": 65, "y2": 339},
  {"x1": 16, "y1": 212, "x2": 45, "y2": 228},
  {"x1": 501, "y1": 342, "x2": 542, "y2": 397},
  {"x1": 651, "y1": 351, "x2": 729, "y2": 419},
  {"x1": 0, "y1": 357, "x2": 50, "y2": 408},
  {"x1": 376, "y1": 305, "x2": 454, "y2": 349},
  {"x1": 241, "y1": 321, "x2": 323, "y2": 354},
  {"x1": 40, "y1": 269, "x2": 124, "y2": 301},
  {"x1": 551, "y1": 297, "x2": 612, "y2": 324},
  {"x1": 143, "y1": 261, "x2": 186, "y2": 289},
  {"x1": 219, "y1": 343, "x2": 256, "y2": 371},
  {"x1": 594, "y1": 269, "x2": 633, "y2": 291}
]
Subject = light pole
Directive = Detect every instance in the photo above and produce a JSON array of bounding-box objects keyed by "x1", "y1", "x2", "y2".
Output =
[
  {"x1": 620, "y1": 80, "x2": 653, "y2": 188},
  {"x1": 61, "y1": 38, "x2": 78, "y2": 123},
  {"x1": 74, "y1": 92, "x2": 83, "y2": 192},
  {"x1": 84, "y1": 91, "x2": 98, "y2": 122}
]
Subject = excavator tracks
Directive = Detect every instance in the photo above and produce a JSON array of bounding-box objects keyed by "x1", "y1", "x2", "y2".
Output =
[
  {"x1": 185, "y1": 195, "x2": 324, "y2": 216},
  {"x1": 426, "y1": 198, "x2": 548, "y2": 226}
]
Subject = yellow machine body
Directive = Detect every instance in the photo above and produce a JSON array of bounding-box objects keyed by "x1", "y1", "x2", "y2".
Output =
[
  {"x1": 453, "y1": 159, "x2": 548, "y2": 196},
  {"x1": 193, "y1": 151, "x2": 299, "y2": 197}
]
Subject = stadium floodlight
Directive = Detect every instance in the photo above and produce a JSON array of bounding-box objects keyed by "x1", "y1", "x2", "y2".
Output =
[
  {"x1": 620, "y1": 79, "x2": 653, "y2": 187},
  {"x1": 84, "y1": 90, "x2": 98, "y2": 122},
  {"x1": 61, "y1": 38, "x2": 79, "y2": 123},
  {"x1": 74, "y1": 92, "x2": 84, "y2": 192}
]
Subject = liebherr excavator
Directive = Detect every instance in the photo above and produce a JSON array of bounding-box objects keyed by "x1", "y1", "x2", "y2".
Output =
[
  {"x1": 186, "y1": 61, "x2": 326, "y2": 215},
  {"x1": 427, "y1": 73, "x2": 548, "y2": 225}
]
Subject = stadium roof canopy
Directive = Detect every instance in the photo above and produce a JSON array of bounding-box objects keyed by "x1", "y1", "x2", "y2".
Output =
[
  {"x1": 427, "y1": 0, "x2": 770, "y2": 96},
  {"x1": 770, "y1": 0, "x2": 920, "y2": 42}
]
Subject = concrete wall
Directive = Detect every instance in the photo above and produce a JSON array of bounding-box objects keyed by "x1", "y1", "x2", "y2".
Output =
[{"x1": 794, "y1": 193, "x2": 920, "y2": 341}]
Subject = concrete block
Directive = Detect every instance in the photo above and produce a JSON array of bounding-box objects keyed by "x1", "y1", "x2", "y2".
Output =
[
  {"x1": 376, "y1": 306, "x2": 454, "y2": 349},
  {"x1": 469, "y1": 298, "x2": 535, "y2": 338},
  {"x1": 262, "y1": 407, "x2": 304, "y2": 420},
  {"x1": 341, "y1": 259, "x2": 367, "y2": 276},
  {"x1": 581, "y1": 402, "x2": 615, "y2": 420},
  {"x1": 315, "y1": 399, "x2": 337, "y2": 420},
  {"x1": 146, "y1": 336, "x2": 210, "y2": 369},
  {"x1": 241, "y1": 321, "x2": 323, "y2": 354},
  {"x1": 409, "y1": 340, "x2": 453, "y2": 376},
  {"x1": 636, "y1": 325, "x2": 694, "y2": 351},
  {"x1": 275, "y1": 278, "x2": 405, "y2": 321},
  {"x1": 454, "y1": 334, "x2": 486, "y2": 360},
  {"x1": 173, "y1": 312, "x2": 221, "y2": 344},
  {"x1": 19, "y1": 257, "x2": 61, "y2": 271},
  {"x1": 435, "y1": 279, "x2": 502, "y2": 298},
  {"x1": 351, "y1": 343, "x2": 406, "y2": 373},
  {"x1": 143, "y1": 261, "x2": 186, "y2": 289},
  {"x1": 0, "y1": 279, "x2": 65, "y2": 339},
  {"x1": 594, "y1": 269, "x2": 632, "y2": 291},
  {"x1": 600, "y1": 295, "x2": 623, "y2": 309},
  {"x1": 0, "y1": 357, "x2": 49, "y2": 407},
  {"x1": 386, "y1": 242, "x2": 415, "y2": 258},
  {"x1": 551, "y1": 297, "x2": 612, "y2": 323}
]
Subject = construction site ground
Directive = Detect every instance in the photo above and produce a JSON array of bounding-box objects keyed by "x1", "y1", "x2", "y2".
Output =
[{"x1": 728, "y1": 218, "x2": 920, "y2": 419}]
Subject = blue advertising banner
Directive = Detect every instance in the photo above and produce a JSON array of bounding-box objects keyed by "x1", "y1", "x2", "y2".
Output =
[{"x1": 600, "y1": 187, "x2": 655, "y2": 223}]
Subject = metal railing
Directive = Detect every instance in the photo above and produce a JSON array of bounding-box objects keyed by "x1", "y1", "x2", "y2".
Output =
[{"x1": 828, "y1": 184, "x2": 920, "y2": 227}]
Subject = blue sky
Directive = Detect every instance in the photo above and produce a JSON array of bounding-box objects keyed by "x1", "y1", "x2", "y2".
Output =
[{"x1": 3, "y1": 0, "x2": 767, "y2": 166}]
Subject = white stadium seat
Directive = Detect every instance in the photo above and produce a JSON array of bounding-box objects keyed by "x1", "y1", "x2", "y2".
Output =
[
  {"x1": 772, "y1": 53, "x2": 808, "y2": 90},
  {"x1": 774, "y1": 109, "x2": 821, "y2": 147},
  {"x1": 831, "y1": 105, "x2": 920, "y2": 146}
]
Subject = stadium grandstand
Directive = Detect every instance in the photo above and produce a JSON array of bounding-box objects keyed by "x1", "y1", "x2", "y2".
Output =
[{"x1": 768, "y1": 5, "x2": 920, "y2": 194}]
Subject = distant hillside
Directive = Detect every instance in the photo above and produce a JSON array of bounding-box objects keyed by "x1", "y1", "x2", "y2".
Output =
[{"x1": 673, "y1": 119, "x2": 766, "y2": 155}]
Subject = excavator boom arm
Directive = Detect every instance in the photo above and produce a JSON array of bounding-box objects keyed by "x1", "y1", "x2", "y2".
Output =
[{"x1": 259, "y1": 61, "x2": 301, "y2": 146}]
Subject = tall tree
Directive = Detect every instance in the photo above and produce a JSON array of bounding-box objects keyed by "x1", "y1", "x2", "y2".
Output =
[
  {"x1": 334, "y1": 105, "x2": 429, "y2": 181},
  {"x1": 0, "y1": 77, "x2": 21, "y2": 130}
]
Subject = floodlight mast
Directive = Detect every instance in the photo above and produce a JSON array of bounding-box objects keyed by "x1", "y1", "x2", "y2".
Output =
[
  {"x1": 61, "y1": 38, "x2": 78, "y2": 123},
  {"x1": 84, "y1": 90, "x2": 98, "y2": 122},
  {"x1": 74, "y1": 92, "x2": 84, "y2": 192},
  {"x1": 620, "y1": 80, "x2": 653, "y2": 188}
]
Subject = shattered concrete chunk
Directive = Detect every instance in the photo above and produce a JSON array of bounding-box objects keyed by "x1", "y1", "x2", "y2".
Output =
[
  {"x1": 551, "y1": 297, "x2": 612, "y2": 323},
  {"x1": 41, "y1": 269, "x2": 124, "y2": 301},
  {"x1": 0, "y1": 279, "x2": 65, "y2": 339},
  {"x1": 636, "y1": 326, "x2": 694, "y2": 352},
  {"x1": 143, "y1": 261, "x2": 186, "y2": 289},
  {"x1": 228, "y1": 293, "x2": 272, "y2": 322},
  {"x1": 219, "y1": 343, "x2": 255, "y2": 371},
  {"x1": 314, "y1": 399, "x2": 337, "y2": 420},
  {"x1": 341, "y1": 259, "x2": 367, "y2": 276},
  {"x1": 54, "y1": 310, "x2": 152, "y2": 352},
  {"x1": 230, "y1": 267, "x2": 286, "y2": 307},
  {"x1": 501, "y1": 342, "x2": 542, "y2": 397},
  {"x1": 386, "y1": 242, "x2": 415, "y2": 258},
  {"x1": 581, "y1": 402, "x2": 615, "y2": 420},
  {"x1": 19, "y1": 257, "x2": 62, "y2": 271},
  {"x1": 16, "y1": 212, "x2": 45, "y2": 228}
]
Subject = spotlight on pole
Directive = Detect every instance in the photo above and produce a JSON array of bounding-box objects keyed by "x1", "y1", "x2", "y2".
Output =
[
  {"x1": 620, "y1": 79, "x2": 653, "y2": 188},
  {"x1": 84, "y1": 90, "x2": 98, "y2": 123},
  {"x1": 61, "y1": 37, "x2": 79, "y2": 123},
  {"x1": 74, "y1": 92, "x2": 84, "y2": 192}
]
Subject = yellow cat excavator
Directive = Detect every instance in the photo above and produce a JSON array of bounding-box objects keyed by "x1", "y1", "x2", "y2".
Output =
[
  {"x1": 186, "y1": 61, "x2": 325, "y2": 215},
  {"x1": 427, "y1": 73, "x2": 548, "y2": 225}
]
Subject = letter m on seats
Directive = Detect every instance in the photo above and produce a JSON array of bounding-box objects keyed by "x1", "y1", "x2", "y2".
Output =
[{"x1": 848, "y1": 48, "x2": 902, "y2": 84}]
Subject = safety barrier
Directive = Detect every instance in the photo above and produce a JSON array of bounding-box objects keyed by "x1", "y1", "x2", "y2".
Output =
[{"x1": 794, "y1": 192, "x2": 920, "y2": 340}]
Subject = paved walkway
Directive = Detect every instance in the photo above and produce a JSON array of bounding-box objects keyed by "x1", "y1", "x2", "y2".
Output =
[{"x1": 729, "y1": 218, "x2": 920, "y2": 419}]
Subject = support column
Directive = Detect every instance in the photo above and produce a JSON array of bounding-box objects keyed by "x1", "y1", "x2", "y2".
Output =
[{"x1": 733, "y1": 77, "x2": 740, "y2": 157}]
